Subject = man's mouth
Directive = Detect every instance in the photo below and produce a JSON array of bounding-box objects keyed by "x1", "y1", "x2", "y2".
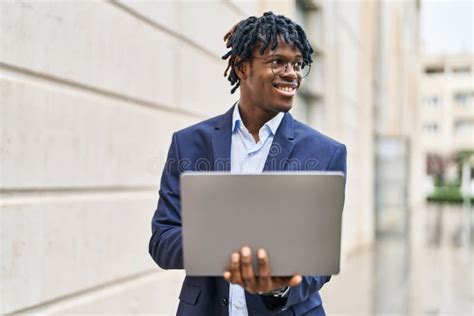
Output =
[{"x1": 273, "y1": 82, "x2": 298, "y2": 96}]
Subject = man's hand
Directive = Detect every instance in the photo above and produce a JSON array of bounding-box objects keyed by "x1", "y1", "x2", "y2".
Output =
[{"x1": 223, "y1": 246, "x2": 302, "y2": 294}]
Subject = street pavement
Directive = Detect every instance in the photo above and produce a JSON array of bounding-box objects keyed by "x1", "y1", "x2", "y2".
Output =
[{"x1": 323, "y1": 203, "x2": 473, "y2": 316}]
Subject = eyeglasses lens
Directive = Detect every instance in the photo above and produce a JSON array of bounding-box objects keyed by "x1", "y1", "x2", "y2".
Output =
[{"x1": 271, "y1": 62, "x2": 310, "y2": 78}]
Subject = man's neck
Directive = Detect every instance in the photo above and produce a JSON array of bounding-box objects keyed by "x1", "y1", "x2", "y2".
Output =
[{"x1": 237, "y1": 101, "x2": 279, "y2": 137}]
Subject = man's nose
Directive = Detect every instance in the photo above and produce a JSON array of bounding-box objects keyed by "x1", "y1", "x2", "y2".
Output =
[{"x1": 281, "y1": 62, "x2": 298, "y2": 79}]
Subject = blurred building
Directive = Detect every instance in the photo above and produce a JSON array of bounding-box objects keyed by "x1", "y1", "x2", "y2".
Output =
[
  {"x1": 277, "y1": 0, "x2": 421, "y2": 243},
  {"x1": 282, "y1": 1, "x2": 421, "y2": 314},
  {"x1": 420, "y1": 54, "x2": 474, "y2": 157},
  {"x1": 0, "y1": 0, "x2": 420, "y2": 314}
]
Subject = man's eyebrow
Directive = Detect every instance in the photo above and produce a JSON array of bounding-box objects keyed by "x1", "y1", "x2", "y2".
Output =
[{"x1": 266, "y1": 53, "x2": 304, "y2": 59}]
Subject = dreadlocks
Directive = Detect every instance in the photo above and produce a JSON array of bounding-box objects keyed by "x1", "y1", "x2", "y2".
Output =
[{"x1": 222, "y1": 11, "x2": 314, "y2": 94}]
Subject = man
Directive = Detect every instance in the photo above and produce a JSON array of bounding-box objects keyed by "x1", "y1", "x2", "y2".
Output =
[{"x1": 149, "y1": 11, "x2": 347, "y2": 316}]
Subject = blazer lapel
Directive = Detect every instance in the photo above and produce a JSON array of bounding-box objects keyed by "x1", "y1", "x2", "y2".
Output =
[
  {"x1": 264, "y1": 112, "x2": 296, "y2": 171},
  {"x1": 211, "y1": 106, "x2": 296, "y2": 172},
  {"x1": 211, "y1": 105, "x2": 234, "y2": 171}
]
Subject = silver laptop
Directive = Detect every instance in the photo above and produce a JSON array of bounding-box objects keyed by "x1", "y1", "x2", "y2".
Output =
[{"x1": 181, "y1": 172, "x2": 345, "y2": 276}]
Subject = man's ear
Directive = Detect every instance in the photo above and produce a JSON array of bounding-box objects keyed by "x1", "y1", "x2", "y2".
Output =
[{"x1": 234, "y1": 59, "x2": 249, "y2": 80}]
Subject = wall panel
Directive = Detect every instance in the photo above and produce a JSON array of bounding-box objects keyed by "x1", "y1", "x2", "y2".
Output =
[
  {"x1": 0, "y1": 78, "x2": 195, "y2": 189},
  {"x1": 1, "y1": 195, "x2": 160, "y2": 313},
  {"x1": 43, "y1": 271, "x2": 184, "y2": 315},
  {"x1": 117, "y1": 0, "x2": 243, "y2": 56},
  {"x1": 1, "y1": 1, "x2": 179, "y2": 109}
]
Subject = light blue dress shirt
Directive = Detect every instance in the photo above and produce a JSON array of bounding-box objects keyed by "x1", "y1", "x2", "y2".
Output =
[{"x1": 229, "y1": 104, "x2": 284, "y2": 316}]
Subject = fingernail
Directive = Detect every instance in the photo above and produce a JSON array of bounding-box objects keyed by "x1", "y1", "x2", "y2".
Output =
[
  {"x1": 241, "y1": 247, "x2": 251, "y2": 256},
  {"x1": 232, "y1": 253, "x2": 239, "y2": 262},
  {"x1": 258, "y1": 249, "x2": 266, "y2": 259}
]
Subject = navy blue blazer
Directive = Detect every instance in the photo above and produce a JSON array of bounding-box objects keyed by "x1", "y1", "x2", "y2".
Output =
[{"x1": 149, "y1": 105, "x2": 347, "y2": 316}]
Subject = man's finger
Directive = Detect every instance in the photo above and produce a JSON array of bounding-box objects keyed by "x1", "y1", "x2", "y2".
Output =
[
  {"x1": 223, "y1": 270, "x2": 231, "y2": 281},
  {"x1": 229, "y1": 252, "x2": 243, "y2": 285},
  {"x1": 240, "y1": 246, "x2": 258, "y2": 293},
  {"x1": 257, "y1": 248, "x2": 272, "y2": 292},
  {"x1": 288, "y1": 274, "x2": 303, "y2": 287}
]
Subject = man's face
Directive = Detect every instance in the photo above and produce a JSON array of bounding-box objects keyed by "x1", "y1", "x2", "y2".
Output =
[{"x1": 239, "y1": 38, "x2": 304, "y2": 113}]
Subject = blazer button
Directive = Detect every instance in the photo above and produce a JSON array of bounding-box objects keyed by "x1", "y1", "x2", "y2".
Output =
[{"x1": 220, "y1": 297, "x2": 228, "y2": 306}]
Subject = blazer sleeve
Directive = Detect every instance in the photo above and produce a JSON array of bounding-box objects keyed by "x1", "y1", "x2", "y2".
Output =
[
  {"x1": 149, "y1": 132, "x2": 184, "y2": 269},
  {"x1": 326, "y1": 144, "x2": 347, "y2": 179},
  {"x1": 280, "y1": 144, "x2": 347, "y2": 311}
]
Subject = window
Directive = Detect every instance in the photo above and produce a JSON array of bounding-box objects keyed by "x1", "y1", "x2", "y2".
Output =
[
  {"x1": 423, "y1": 95, "x2": 441, "y2": 107},
  {"x1": 424, "y1": 66, "x2": 444, "y2": 74},
  {"x1": 452, "y1": 65, "x2": 471, "y2": 74},
  {"x1": 454, "y1": 91, "x2": 473, "y2": 107},
  {"x1": 423, "y1": 123, "x2": 439, "y2": 133},
  {"x1": 454, "y1": 120, "x2": 474, "y2": 135}
]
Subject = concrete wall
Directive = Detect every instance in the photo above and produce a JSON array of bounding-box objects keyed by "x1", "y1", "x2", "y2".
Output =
[
  {"x1": 1, "y1": 0, "x2": 253, "y2": 314},
  {"x1": 323, "y1": 0, "x2": 377, "y2": 257},
  {"x1": 373, "y1": 0, "x2": 423, "y2": 211}
]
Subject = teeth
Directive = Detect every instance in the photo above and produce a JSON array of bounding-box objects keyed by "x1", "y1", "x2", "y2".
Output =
[{"x1": 277, "y1": 86, "x2": 295, "y2": 92}]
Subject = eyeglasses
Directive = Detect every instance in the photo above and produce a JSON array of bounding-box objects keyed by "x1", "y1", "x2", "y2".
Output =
[{"x1": 253, "y1": 56, "x2": 311, "y2": 78}]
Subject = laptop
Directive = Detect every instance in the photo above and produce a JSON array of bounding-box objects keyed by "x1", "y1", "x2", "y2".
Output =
[{"x1": 180, "y1": 171, "x2": 345, "y2": 276}]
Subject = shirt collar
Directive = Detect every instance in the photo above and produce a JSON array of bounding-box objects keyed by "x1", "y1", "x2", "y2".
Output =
[{"x1": 232, "y1": 103, "x2": 285, "y2": 135}]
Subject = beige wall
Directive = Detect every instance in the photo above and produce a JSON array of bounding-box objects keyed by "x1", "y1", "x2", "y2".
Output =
[
  {"x1": 323, "y1": 0, "x2": 377, "y2": 257},
  {"x1": 371, "y1": 0, "x2": 422, "y2": 209},
  {"x1": 1, "y1": 0, "x2": 252, "y2": 314}
]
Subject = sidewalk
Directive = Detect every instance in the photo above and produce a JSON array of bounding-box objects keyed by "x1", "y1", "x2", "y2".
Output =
[{"x1": 322, "y1": 203, "x2": 473, "y2": 315}]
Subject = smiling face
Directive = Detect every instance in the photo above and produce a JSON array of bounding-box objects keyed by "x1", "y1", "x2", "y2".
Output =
[{"x1": 237, "y1": 39, "x2": 304, "y2": 114}]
